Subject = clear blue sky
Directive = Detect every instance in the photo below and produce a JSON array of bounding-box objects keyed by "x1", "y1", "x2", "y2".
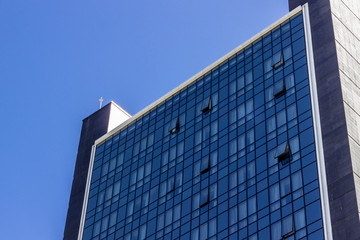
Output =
[{"x1": 0, "y1": 1, "x2": 289, "y2": 239}]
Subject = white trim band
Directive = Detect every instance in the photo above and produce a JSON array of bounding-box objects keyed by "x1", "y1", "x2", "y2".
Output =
[{"x1": 302, "y1": 3, "x2": 333, "y2": 240}]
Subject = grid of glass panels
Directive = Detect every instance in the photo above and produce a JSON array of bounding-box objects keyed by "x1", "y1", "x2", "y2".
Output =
[{"x1": 81, "y1": 12, "x2": 324, "y2": 240}]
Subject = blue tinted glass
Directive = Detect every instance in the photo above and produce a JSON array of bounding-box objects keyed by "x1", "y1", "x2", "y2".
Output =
[{"x1": 80, "y1": 12, "x2": 324, "y2": 240}]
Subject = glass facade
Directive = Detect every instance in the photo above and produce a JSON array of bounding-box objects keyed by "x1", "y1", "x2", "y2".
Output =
[{"x1": 80, "y1": 11, "x2": 325, "y2": 240}]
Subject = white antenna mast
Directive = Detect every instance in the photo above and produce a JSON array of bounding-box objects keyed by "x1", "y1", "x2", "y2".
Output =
[{"x1": 99, "y1": 97, "x2": 103, "y2": 109}]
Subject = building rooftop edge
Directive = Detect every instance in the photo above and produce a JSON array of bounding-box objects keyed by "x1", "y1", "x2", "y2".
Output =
[
  {"x1": 110, "y1": 101, "x2": 132, "y2": 118},
  {"x1": 95, "y1": 5, "x2": 303, "y2": 146},
  {"x1": 82, "y1": 101, "x2": 131, "y2": 122},
  {"x1": 82, "y1": 102, "x2": 112, "y2": 121}
]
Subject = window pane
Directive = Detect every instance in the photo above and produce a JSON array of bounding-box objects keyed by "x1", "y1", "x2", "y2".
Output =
[
  {"x1": 174, "y1": 204, "x2": 181, "y2": 221},
  {"x1": 229, "y1": 206, "x2": 238, "y2": 226},
  {"x1": 230, "y1": 108, "x2": 237, "y2": 124},
  {"x1": 238, "y1": 166, "x2": 246, "y2": 184},
  {"x1": 283, "y1": 45, "x2": 292, "y2": 60},
  {"x1": 127, "y1": 201, "x2": 134, "y2": 216},
  {"x1": 274, "y1": 80, "x2": 285, "y2": 98},
  {"x1": 238, "y1": 134, "x2": 246, "y2": 150},
  {"x1": 92, "y1": 221, "x2": 100, "y2": 237},
  {"x1": 285, "y1": 73, "x2": 295, "y2": 89},
  {"x1": 203, "y1": 125, "x2": 210, "y2": 141},
  {"x1": 165, "y1": 208, "x2": 173, "y2": 226},
  {"x1": 168, "y1": 176, "x2": 175, "y2": 193},
  {"x1": 280, "y1": 177, "x2": 291, "y2": 198},
  {"x1": 101, "y1": 216, "x2": 108, "y2": 232},
  {"x1": 229, "y1": 80, "x2": 236, "y2": 95},
  {"x1": 289, "y1": 136, "x2": 299, "y2": 153},
  {"x1": 294, "y1": 209, "x2": 306, "y2": 230},
  {"x1": 267, "y1": 116, "x2": 276, "y2": 133},
  {"x1": 140, "y1": 224, "x2": 147, "y2": 240},
  {"x1": 229, "y1": 171, "x2": 237, "y2": 189},
  {"x1": 264, "y1": 58, "x2": 273, "y2": 72},
  {"x1": 157, "y1": 213, "x2": 164, "y2": 231},
  {"x1": 245, "y1": 71, "x2": 253, "y2": 85},
  {"x1": 105, "y1": 186, "x2": 113, "y2": 201},
  {"x1": 210, "y1": 183, "x2": 217, "y2": 201},
  {"x1": 195, "y1": 130, "x2": 202, "y2": 145},
  {"x1": 247, "y1": 129, "x2": 254, "y2": 145},
  {"x1": 209, "y1": 218, "x2": 217, "y2": 237},
  {"x1": 211, "y1": 120, "x2": 218, "y2": 136},
  {"x1": 292, "y1": 171, "x2": 302, "y2": 191},
  {"x1": 239, "y1": 201, "x2": 247, "y2": 220},
  {"x1": 271, "y1": 221, "x2": 281, "y2": 240},
  {"x1": 200, "y1": 223, "x2": 208, "y2": 240},
  {"x1": 200, "y1": 188, "x2": 209, "y2": 207},
  {"x1": 109, "y1": 211, "x2": 117, "y2": 227},
  {"x1": 247, "y1": 162, "x2": 255, "y2": 179},
  {"x1": 287, "y1": 104, "x2": 297, "y2": 121},
  {"x1": 229, "y1": 138, "x2": 237, "y2": 156},
  {"x1": 193, "y1": 193, "x2": 200, "y2": 210},
  {"x1": 265, "y1": 86, "x2": 274, "y2": 102},
  {"x1": 238, "y1": 103, "x2": 245, "y2": 119},
  {"x1": 277, "y1": 109, "x2": 286, "y2": 127},
  {"x1": 248, "y1": 196, "x2": 256, "y2": 215},
  {"x1": 282, "y1": 215, "x2": 294, "y2": 236},
  {"x1": 191, "y1": 228, "x2": 199, "y2": 240},
  {"x1": 237, "y1": 76, "x2": 245, "y2": 90},
  {"x1": 160, "y1": 181, "x2": 167, "y2": 197},
  {"x1": 246, "y1": 99, "x2": 254, "y2": 115},
  {"x1": 138, "y1": 166, "x2": 144, "y2": 180},
  {"x1": 201, "y1": 156, "x2": 210, "y2": 174},
  {"x1": 270, "y1": 183, "x2": 280, "y2": 203}
]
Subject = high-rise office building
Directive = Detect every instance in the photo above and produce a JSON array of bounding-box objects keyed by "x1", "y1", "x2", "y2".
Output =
[{"x1": 64, "y1": 1, "x2": 360, "y2": 239}]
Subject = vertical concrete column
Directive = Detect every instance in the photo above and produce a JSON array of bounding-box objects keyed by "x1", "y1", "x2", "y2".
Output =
[
  {"x1": 63, "y1": 102, "x2": 130, "y2": 240},
  {"x1": 289, "y1": 0, "x2": 360, "y2": 239}
]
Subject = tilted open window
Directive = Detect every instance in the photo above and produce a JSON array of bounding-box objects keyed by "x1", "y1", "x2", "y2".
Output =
[
  {"x1": 276, "y1": 142, "x2": 291, "y2": 163},
  {"x1": 273, "y1": 80, "x2": 286, "y2": 98},
  {"x1": 200, "y1": 156, "x2": 210, "y2": 174},
  {"x1": 281, "y1": 215, "x2": 295, "y2": 239},
  {"x1": 167, "y1": 176, "x2": 175, "y2": 194},
  {"x1": 201, "y1": 97, "x2": 212, "y2": 114},
  {"x1": 200, "y1": 188, "x2": 209, "y2": 208},
  {"x1": 272, "y1": 52, "x2": 284, "y2": 69},
  {"x1": 169, "y1": 118, "x2": 179, "y2": 135}
]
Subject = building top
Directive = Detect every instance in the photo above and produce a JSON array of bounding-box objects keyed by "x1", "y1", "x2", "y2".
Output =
[
  {"x1": 76, "y1": 4, "x2": 333, "y2": 240},
  {"x1": 96, "y1": 5, "x2": 303, "y2": 146}
]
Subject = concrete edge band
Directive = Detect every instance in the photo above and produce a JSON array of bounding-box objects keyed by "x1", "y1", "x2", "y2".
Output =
[{"x1": 302, "y1": 4, "x2": 333, "y2": 240}]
